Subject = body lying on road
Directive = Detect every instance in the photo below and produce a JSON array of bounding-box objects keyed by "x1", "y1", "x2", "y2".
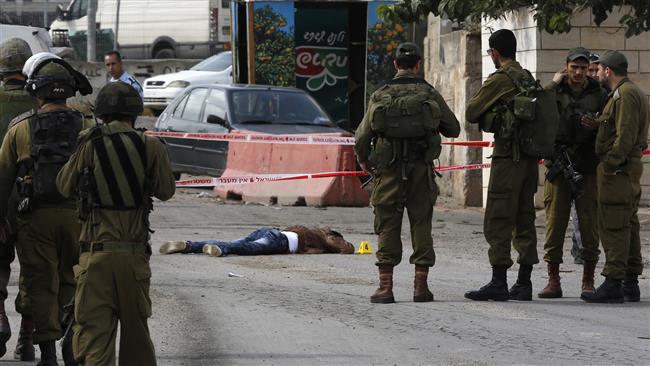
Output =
[{"x1": 160, "y1": 226, "x2": 355, "y2": 257}]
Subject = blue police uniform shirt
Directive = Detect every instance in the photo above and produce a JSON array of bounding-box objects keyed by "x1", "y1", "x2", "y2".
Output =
[{"x1": 109, "y1": 70, "x2": 143, "y2": 100}]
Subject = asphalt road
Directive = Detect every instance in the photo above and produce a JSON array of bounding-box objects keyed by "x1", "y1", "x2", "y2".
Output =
[{"x1": 1, "y1": 189, "x2": 649, "y2": 365}]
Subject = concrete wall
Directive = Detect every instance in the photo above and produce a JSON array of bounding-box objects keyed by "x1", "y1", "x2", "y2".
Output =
[
  {"x1": 424, "y1": 16, "x2": 483, "y2": 206},
  {"x1": 480, "y1": 7, "x2": 650, "y2": 206}
]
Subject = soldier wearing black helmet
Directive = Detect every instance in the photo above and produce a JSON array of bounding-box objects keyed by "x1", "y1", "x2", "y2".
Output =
[
  {"x1": 57, "y1": 82, "x2": 175, "y2": 365},
  {"x1": 0, "y1": 53, "x2": 93, "y2": 365},
  {"x1": 0, "y1": 37, "x2": 38, "y2": 362}
]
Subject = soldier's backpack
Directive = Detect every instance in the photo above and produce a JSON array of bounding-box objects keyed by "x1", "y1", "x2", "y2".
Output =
[
  {"x1": 85, "y1": 125, "x2": 148, "y2": 209},
  {"x1": 368, "y1": 79, "x2": 441, "y2": 139},
  {"x1": 26, "y1": 110, "x2": 83, "y2": 204},
  {"x1": 500, "y1": 68, "x2": 559, "y2": 160}
]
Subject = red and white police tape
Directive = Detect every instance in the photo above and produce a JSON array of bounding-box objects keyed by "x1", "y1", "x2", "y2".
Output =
[{"x1": 175, "y1": 163, "x2": 495, "y2": 187}]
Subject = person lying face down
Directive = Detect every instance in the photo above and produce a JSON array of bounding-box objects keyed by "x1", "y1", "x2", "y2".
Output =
[{"x1": 159, "y1": 225, "x2": 356, "y2": 257}]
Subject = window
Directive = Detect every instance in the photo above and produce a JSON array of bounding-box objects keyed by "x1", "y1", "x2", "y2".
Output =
[
  {"x1": 181, "y1": 88, "x2": 208, "y2": 122},
  {"x1": 221, "y1": 0, "x2": 230, "y2": 9},
  {"x1": 69, "y1": 0, "x2": 88, "y2": 20},
  {"x1": 222, "y1": 26, "x2": 231, "y2": 37},
  {"x1": 190, "y1": 51, "x2": 231, "y2": 72},
  {"x1": 230, "y1": 90, "x2": 331, "y2": 125},
  {"x1": 203, "y1": 89, "x2": 227, "y2": 122},
  {"x1": 173, "y1": 94, "x2": 190, "y2": 117}
]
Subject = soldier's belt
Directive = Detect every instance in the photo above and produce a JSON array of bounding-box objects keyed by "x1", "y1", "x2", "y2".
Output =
[{"x1": 80, "y1": 241, "x2": 148, "y2": 253}]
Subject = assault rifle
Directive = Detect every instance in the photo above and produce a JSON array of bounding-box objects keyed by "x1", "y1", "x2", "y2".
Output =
[
  {"x1": 60, "y1": 297, "x2": 77, "y2": 366},
  {"x1": 546, "y1": 145, "x2": 584, "y2": 198}
]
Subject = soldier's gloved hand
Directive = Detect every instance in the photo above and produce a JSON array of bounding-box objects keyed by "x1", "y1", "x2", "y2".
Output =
[{"x1": 359, "y1": 161, "x2": 377, "y2": 175}]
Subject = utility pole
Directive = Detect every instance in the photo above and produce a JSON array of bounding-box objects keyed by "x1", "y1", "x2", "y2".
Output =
[
  {"x1": 43, "y1": 0, "x2": 48, "y2": 28},
  {"x1": 87, "y1": 0, "x2": 97, "y2": 61},
  {"x1": 114, "y1": 0, "x2": 121, "y2": 50}
]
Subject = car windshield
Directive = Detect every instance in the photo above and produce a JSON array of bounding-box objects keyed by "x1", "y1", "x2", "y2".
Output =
[
  {"x1": 229, "y1": 90, "x2": 332, "y2": 126},
  {"x1": 190, "y1": 52, "x2": 232, "y2": 72}
]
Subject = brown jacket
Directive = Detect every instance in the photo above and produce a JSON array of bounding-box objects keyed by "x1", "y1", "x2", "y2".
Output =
[{"x1": 283, "y1": 225, "x2": 355, "y2": 254}]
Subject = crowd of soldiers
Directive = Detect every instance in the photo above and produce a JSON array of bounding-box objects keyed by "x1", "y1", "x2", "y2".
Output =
[
  {"x1": 356, "y1": 29, "x2": 648, "y2": 305},
  {"x1": 0, "y1": 26, "x2": 648, "y2": 366},
  {"x1": 0, "y1": 38, "x2": 175, "y2": 366}
]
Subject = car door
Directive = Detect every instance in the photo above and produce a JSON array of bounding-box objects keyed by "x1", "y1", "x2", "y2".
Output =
[
  {"x1": 195, "y1": 88, "x2": 230, "y2": 176},
  {"x1": 166, "y1": 87, "x2": 209, "y2": 172}
]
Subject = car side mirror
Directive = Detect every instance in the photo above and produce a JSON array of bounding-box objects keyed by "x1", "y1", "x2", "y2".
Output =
[{"x1": 207, "y1": 114, "x2": 230, "y2": 130}]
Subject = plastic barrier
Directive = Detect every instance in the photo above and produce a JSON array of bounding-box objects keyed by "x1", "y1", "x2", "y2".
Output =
[{"x1": 213, "y1": 131, "x2": 369, "y2": 206}]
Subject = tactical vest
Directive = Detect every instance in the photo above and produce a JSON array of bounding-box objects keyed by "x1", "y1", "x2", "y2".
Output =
[
  {"x1": 86, "y1": 125, "x2": 148, "y2": 210},
  {"x1": 0, "y1": 82, "x2": 38, "y2": 141},
  {"x1": 23, "y1": 110, "x2": 84, "y2": 204},
  {"x1": 367, "y1": 79, "x2": 442, "y2": 169},
  {"x1": 498, "y1": 68, "x2": 559, "y2": 160},
  {"x1": 369, "y1": 79, "x2": 441, "y2": 138}
]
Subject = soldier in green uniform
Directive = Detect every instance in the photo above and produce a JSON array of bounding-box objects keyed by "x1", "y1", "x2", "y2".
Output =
[
  {"x1": 57, "y1": 82, "x2": 175, "y2": 365},
  {"x1": 581, "y1": 50, "x2": 649, "y2": 303},
  {"x1": 464, "y1": 29, "x2": 540, "y2": 302},
  {"x1": 0, "y1": 37, "x2": 38, "y2": 361},
  {"x1": 0, "y1": 54, "x2": 93, "y2": 365},
  {"x1": 538, "y1": 47, "x2": 607, "y2": 299},
  {"x1": 355, "y1": 43, "x2": 460, "y2": 304}
]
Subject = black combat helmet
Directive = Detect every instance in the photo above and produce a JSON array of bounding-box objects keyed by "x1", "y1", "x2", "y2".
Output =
[
  {"x1": 0, "y1": 38, "x2": 33, "y2": 75},
  {"x1": 94, "y1": 81, "x2": 144, "y2": 118},
  {"x1": 25, "y1": 58, "x2": 77, "y2": 99}
]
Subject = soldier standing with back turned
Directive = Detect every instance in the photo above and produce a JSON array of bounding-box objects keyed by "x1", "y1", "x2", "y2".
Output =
[
  {"x1": 538, "y1": 47, "x2": 607, "y2": 299},
  {"x1": 581, "y1": 50, "x2": 649, "y2": 303},
  {"x1": 355, "y1": 43, "x2": 460, "y2": 304},
  {"x1": 0, "y1": 53, "x2": 93, "y2": 365},
  {"x1": 464, "y1": 29, "x2": 540, "y2": 302},
  {"x1": 0, "y1": 37, "x2": 37, "y2": 362},
  {"x1": 57, "y1": 82, "x2": 175, "y2": 365}
]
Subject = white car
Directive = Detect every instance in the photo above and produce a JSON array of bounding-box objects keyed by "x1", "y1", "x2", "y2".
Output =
[{"x1": 143, "y1": 51, "x2": 232, "y2": 112}]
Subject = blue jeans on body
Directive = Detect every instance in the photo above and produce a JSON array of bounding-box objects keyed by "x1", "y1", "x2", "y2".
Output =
[{"x1": 186, "y1": 228, "x2": 289, "y2": 256}]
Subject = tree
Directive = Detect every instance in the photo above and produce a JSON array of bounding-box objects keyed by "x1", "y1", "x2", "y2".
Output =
[
  {"x1": 254, "y1": 5, "x2": 295, "y2": 86},
  {"x1": 366, "y1": 17, "x2": 410, "y2": 98},
  {"x1": 382, "y1": 0, "x2": 649, "y2": 38}
]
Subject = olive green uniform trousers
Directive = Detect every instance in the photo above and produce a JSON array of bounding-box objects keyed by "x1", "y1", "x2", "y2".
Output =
[
  {"x1": 484, "y1": 157, "x2": 539, "y2": 267},
  {"x1": 73, "y1": 246, "x2": 156, "y2": 366},
  {"x1": 597, "y1": 159, "x2": 644, "y2": 280},
  {"x1": 372, "y1": 160, "x2": 438, "y2": 267},
  {"x1": 543, "y1": 173, "x2": 599, "y2": 263},
  {"x1": 15, "y1": 207, "x2": 79, "y2": 343}
]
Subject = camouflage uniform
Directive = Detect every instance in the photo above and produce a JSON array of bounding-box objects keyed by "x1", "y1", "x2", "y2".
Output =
[
  {"x1": 0, "y1": 56, "x2": 92, "y2": 364},
  {"x1": 57, "y1": 82, "x2": 175, "y2": 365},
  {"x1": 0, "y1": 38, "x2": 37, "y2": 360},
  {"x1": 583, "y1": 50, "x2": 649, "y2": 303},
  {"x1": 356, "y1": 42, "x2": 460, "y2": 304},
  {"x1": 465, "y1": 60, "x2": 540, "y2": 268}
]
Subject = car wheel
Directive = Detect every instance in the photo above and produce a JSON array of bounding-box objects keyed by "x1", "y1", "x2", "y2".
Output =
[
  {"x1": 173, "y1": 172, "x2": 181, "y2": 181},
  {"x1": 154, "y1": 48, "x2": 176, "y2": 59}
]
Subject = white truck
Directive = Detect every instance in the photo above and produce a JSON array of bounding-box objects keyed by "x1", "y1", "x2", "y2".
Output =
[{"x1": 49, "y1": 0, "x2": 232, "y2": 59}]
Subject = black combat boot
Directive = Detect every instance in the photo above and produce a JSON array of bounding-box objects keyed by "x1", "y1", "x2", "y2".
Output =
[
  {"x1": 14, "y1": 315, "x2": 35, "y2": 361},
  {"x1": 509, "y1": 264, "x2": 533, "y2": 301},
  {"x1": 464, "y1": 266, "x2": 509, "y2": 301},
  {"x1": 0, "y1": 302, "x2": 11, "y2": 357},
  {"x1": 622, "y1": 274, "x2": 640, "y2": 302},
  {"x1": 581, "y1": 277, "x2": 623, "y2": 303},
  {"x1": 36, "y1": 340, "x2": 58, "y2": 366}
]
